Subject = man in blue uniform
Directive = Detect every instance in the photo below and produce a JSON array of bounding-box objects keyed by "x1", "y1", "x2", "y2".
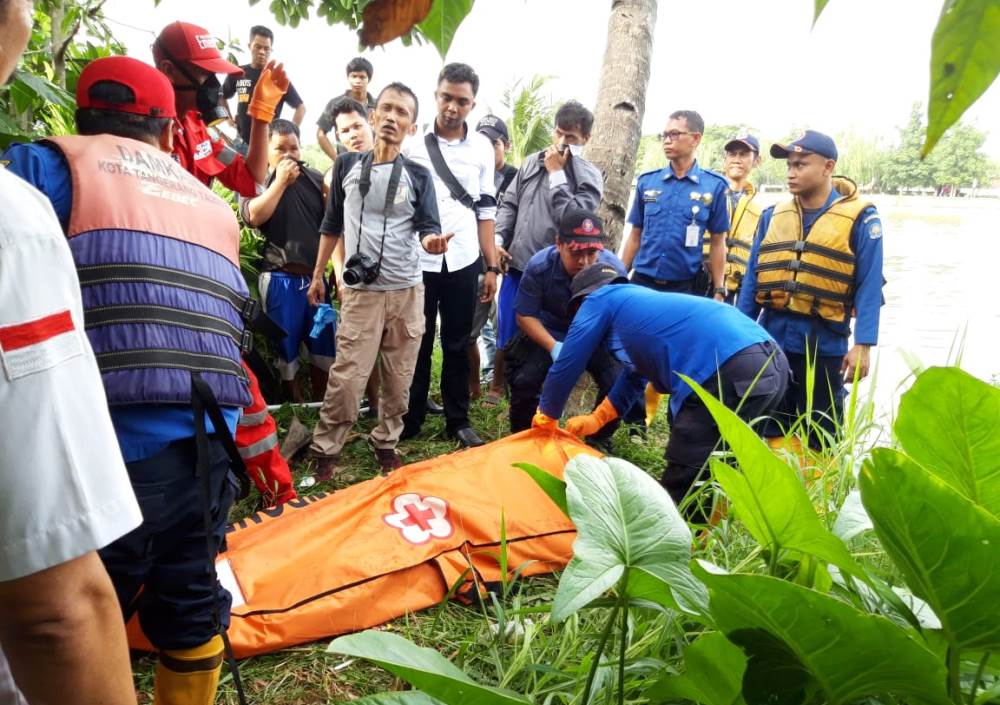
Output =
[
  {"x1": 738, "y1": 131, "x2": 883, "y2": 450},
  {"x1": 622, "y1": 110, "x2": 730, "y2": 299},
  {"x1": 507, "y1": 209, "x2": 626, "y2": 448},
  {"x1": 533, "y1": 264, "x2": 789, "y2": 515}
]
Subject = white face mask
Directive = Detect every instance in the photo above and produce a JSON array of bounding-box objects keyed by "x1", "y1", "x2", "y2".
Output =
[{"x1": 567, "y1": 144, "x2": 584, "y2": 157}]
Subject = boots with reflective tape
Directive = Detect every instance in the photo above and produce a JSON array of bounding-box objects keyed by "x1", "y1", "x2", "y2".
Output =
[{"x1": 153, "y1": 634, "x2": 224, "y2": 705}]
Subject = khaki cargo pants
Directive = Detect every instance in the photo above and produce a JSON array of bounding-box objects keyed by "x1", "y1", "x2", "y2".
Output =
[{"x1": 311, "y1": 284, "x2": 425, "y2": 456}]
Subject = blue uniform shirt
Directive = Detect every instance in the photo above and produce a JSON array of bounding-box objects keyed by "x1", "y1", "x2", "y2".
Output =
[
  {"x1": 539, "y1": 284, "x2": 774, "y2": 418},
  {"x1": 515, "y1": 246, "x2": 627, "y2": 340},
  {"x1": 737, "y1": 188, "x2": 884, "y2": 357},
  {"x1": 2, "y1": 141, "x2": 240, "y2": 462},
  {"x1": 627, "y1": 161, "x2": 730, "y2": 281}
]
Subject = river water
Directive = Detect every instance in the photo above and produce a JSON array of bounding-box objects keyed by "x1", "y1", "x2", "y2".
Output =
[{"x1": 861, "y1": 195, "x2": 999, "y2": 429}]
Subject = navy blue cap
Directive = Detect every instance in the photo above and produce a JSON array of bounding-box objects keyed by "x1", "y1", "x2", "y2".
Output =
[
  {"x1": 770, "y1": 130, "x2": 838, "y2": 161},
  {"x1": 724, "y1": 134, "x2": 760, "y2": 154}
]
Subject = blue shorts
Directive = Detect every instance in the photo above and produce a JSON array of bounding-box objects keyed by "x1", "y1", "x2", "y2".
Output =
[
  {"x1": 259, "y1": 271, "x2": 336, "y2": 380},
  {"x1": 496, "y1": 269, "x2": 522, "y2": 349}
]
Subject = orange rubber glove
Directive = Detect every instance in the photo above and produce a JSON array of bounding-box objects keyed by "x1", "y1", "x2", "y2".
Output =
[
  {"x1": 644, "y1": 383, "x2": 664, "y2": 426},
  {"x1": 248, "y1": 60, "x2": 289, "y2": 123},
  {"x1": 565, "y1": 397, "x2": 619, "y2": 437},
  {"x1": 531, "y1": 409, "x2": 559, "y2": 431}
]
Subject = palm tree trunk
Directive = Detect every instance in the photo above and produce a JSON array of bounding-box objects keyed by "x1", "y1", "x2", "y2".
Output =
[{"x1": 584, "y1": 0, "x2": 658, "y2": 252}]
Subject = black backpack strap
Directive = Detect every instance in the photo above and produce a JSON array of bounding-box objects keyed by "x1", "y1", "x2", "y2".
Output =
[
  {"x1": 423, "y1": 132, "x2": 477, "y2": 210},
  {"x1": 190, "y1": 373, "x2": 250, "y2": 705},
  {"x1": 497, "y1": 165, "x2": 517, "y2": 200}
]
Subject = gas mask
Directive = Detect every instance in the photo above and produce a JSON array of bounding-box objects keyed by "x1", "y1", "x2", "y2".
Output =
[
  {"x1": 193, "y1": 74, "x2": 227, "y2": 126},
  {"x1": 157, "y1": 40, "x2": 229, "y2": 126}
]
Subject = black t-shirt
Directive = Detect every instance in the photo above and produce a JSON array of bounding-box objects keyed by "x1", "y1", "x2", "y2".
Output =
[
  {"x1": 223, "y1": 64, "x2": 304, "y2": 141},
  {"x1": 316, "y1": 90, "x2": 377, "y2": 134},
  {"x1": 254, "y1": 165, "x2": 326, "y2": 272}
]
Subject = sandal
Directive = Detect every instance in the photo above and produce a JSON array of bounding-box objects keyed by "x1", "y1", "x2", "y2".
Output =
[{"x1": 481, "y1": 391, "x2": 503, "y2": 407}]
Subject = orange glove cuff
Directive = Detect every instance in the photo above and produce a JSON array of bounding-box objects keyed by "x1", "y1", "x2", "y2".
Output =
[
  {"x1": 593, "y1": 397, "x2": 619, "y2": 425},
  {"x1": 531, "y1": 410, "x2": 559, "y2": 431}
]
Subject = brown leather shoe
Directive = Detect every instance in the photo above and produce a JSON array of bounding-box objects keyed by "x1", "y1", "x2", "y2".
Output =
[
  {"x1": 312, "y1": 454, "x2": 342, "y2": 483},
  {"x1": 369, "y1": 440, "x2": 402, "y2": 474}
]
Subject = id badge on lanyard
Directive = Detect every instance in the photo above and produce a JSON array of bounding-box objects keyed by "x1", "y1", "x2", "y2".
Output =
[{"x1": 685, "y1": 222, "x2": 700, "y2": 248}]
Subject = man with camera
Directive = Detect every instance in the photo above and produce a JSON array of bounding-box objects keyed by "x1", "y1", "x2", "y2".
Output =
[
  {"x1": 240, "y1": 119, "x2": 333, "y2": 404},
  {"x1": 495, "y1": 100, "x2": 603, "y2": 368},
  {"x1": 401, "y1": 63, "x2": 501, "y2": 448},
  {"x1": 307, "y1": 83, "x2": 451, "y2": 477}
]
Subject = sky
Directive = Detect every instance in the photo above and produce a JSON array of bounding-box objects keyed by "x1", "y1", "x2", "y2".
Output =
[{"x1": 100, "y1": 0, "x2": 1000, "y2": 157}]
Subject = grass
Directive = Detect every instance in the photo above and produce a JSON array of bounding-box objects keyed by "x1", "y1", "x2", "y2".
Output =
[
  {"x1": 132, "y1": 349, "x2": 677, "y2": 704},
  {"x1": 132, "y1": 349, "x2": 900, "y2": 704}
]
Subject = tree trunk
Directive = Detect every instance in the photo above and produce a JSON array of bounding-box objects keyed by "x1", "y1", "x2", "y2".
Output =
[
  {"x1": 49, "y1": 0, "x2": 68, "y2": 88},
  {"x1": 584, "y1": 0, "x2": 658, "y2": 252}
]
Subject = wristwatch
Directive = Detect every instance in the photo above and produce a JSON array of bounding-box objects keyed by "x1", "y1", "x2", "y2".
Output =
[
  {"x1": 713, "y1": 287, "x2": 728, "y2": 298},
  {"x1": 485, "y1": 265, "x2": 501, "y2": 275}
]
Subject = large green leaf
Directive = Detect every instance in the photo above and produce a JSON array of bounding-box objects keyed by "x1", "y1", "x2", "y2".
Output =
[
  {"x1": 861, "y1": 448, "x2": 1000, "y2": 652},
  {"x1": 10, "y1": 69, "x2": 74, "y2": 108},
  {"x1": 696, "y1": 567, "x2": 951, "y2": 705},
  {"x1": 895, "y1": 367, "x2": 1000, "y2": 518},
  {"x1": 922, "y1": 0, "x2": 1000, "y2": 156},
  {"x1": 832, "y1": 489, "x2": 873, "y2": 541},
  {"x1": 812, "y1": 0, "x2": 830, "y2": 25},
  {"x1": 352, "y1": 693, "x2": 445, "y2": 705},
  {"x1": 551, "y1": 456, "x2": 706, "y2": 621},
  {"x1": 682, "y1": 376, "x2": 861, "y2": 576},
  {"x1": 416, "y1": 0, "x2": 474, "y2": 59},
  {"x1": 512, "y1": 462, "x2": 568, "y2": 517},
  {"x1": 328, "y1": 631, "x2": 531, "y2": 705},
  {"x1": 646, "y1": 632, "x2": 746, "y2": 705}
]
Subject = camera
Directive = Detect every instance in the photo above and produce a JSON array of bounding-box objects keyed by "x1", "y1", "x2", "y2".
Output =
[{"x1": 342, "y1": 252, "x2": 381, "y2": 286}]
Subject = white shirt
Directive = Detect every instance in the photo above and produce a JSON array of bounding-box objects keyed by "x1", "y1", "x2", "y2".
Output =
[
  {"x1": 0, "y1": 168, "x2": 141, "y2": 581},
  {"x1": 407, "y1": 124, "x2": 496, "y2": 273}
]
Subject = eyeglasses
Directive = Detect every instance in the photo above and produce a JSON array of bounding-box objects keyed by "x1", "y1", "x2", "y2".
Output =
[{"x1": 661, "y1": 130, "x2": 696, "y2": 142}]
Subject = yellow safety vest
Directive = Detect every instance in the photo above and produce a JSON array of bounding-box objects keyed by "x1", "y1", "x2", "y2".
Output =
[
  {"x1": 702, "y1": 184, "x2": 761, "y2": 292},
  {"x1": 754, "y1": 177, "x2": 871, "y2": 323}
]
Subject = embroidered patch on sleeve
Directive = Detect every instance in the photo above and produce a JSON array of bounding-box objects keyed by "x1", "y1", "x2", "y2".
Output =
[{"x1": 0, "y1": 309, "x2": 83, "y2": 381}]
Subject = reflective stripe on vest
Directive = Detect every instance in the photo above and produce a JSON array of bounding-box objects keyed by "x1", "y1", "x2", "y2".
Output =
[
  {"x1": 239, "y1": 409, "x2": 270, "y2": 427},
  {"x1": 46, "y1": 134, "x2": 251, "y2": 408},
  {"x1": 239, "y1": 431, "x2": 279, "y2": 459},
  {"x1": 754, "y1": 177, "x2": 871, "y2": 323}
]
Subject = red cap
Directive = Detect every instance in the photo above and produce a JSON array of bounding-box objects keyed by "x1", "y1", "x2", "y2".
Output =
[
  {"x1": 154, "y1": 21, "x2": 243, "y2": 76},
  {"x1": 76, "y1": 56, "x2": 176, "y2": 119}
]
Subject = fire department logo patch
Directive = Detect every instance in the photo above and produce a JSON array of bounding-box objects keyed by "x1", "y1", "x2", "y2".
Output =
[{"x1": 383, "y1": 493, "x2": 454, "y2": 545}]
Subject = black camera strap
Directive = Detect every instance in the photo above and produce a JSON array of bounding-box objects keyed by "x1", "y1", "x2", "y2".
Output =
[{"x1": 354, "y1": 151, "x2": 404, "y2": 276}]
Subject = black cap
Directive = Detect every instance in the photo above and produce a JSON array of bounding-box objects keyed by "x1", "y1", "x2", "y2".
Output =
[
  {"x1": 558, "y1": 208, "x2": 605, "y2": 250},
  {"x1": 476, "y1": 114, "x2": 509, "y2": 143},
  {"x1": 770, "y1": 130, "x2": 838, "y2": 161},
  {"x1": 569, "y1": 262, "x2": 627, "y2": 308}
]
